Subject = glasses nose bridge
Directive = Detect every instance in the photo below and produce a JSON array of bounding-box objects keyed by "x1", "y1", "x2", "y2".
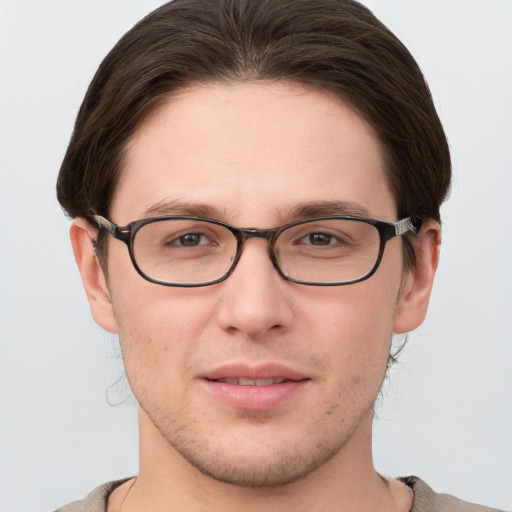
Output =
[
  {"x1": 231, "y1": 227, "x2": 279, "y2": 273},
  {"x1": 237, "y1": 226, "x2": 278, "y2": 254},
  {"x1": 238, "y1": 227, "x2": 277, "y2": 242}
]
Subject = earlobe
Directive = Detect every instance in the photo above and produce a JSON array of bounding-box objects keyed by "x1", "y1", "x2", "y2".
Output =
[
  {"x1": 393, "y1": 219, "x2": 441, "y2": 334},
  {"x1": 70, "y1": 219, "x2": 119, "y2": 334}
]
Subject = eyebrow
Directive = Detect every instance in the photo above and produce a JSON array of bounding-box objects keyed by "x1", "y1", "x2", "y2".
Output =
[
  {"x1": 284, "y1": 200, "x2": 372, "y2": 220},
  {"x1": 141, "y1": 198, "x2": 373, "y2": 224},
  {"x1": 142, "y1": 199, "x2": 222, "y2": 219}
]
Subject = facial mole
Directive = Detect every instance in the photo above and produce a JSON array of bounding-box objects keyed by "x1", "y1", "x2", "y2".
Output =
[{"x1": 325, "y1": 402, "x2": 340, "y2": 416}]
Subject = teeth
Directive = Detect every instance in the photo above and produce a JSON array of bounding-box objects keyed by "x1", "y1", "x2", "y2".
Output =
[{"x1": 217, "y1": 377, "x2": 285, "y2": 386}]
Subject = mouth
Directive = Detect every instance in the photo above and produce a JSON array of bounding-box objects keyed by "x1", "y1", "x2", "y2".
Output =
[
  {"x1": 201, "y1": 365, "x2": 310, "y2": 410},
  {"x1": 212, "y1": 377, "x2": 287, "y2": 386}
]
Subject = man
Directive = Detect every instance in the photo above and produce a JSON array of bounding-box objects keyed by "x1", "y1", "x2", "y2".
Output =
[{"x1": 54, "y1": 0, "x2": 501, "y2": 510}]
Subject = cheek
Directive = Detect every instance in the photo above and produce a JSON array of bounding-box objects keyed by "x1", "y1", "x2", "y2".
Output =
[
  {"x1": 110, "y1": 284, "x2": 215, "y2": 395},
  {"x1": 304, "y1": 278, "x2": 399, "y2": 393},
  {"x1": 307, "y1": 277, "x2": 398, "y2": 351}
]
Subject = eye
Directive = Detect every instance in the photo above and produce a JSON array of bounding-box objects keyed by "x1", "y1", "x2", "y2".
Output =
[
  {"x1": 298, "y1": 232, "x2": 345, "y2": 246},
  {"x1": 301, "y1": 232, "x2": 337, "y2": 246},
  {"x1": 170, "y1": 232, "x2": 211, "y2": 247}
]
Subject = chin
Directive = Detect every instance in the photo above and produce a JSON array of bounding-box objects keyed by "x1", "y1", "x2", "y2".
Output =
[
  {"x1": 179, "y1": 444, "x2": 341, "y2": 488},
  {"x1": 160, "y1": 418, "x2": 352, "y2": 488}
]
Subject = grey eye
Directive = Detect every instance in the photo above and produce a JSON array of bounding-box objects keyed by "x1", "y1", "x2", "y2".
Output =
[
  {"x1": 305, "y1": 233, "x2": 334, "y2": 245},
  {"x1": 169, "y1": 232, "x2": 211, "y2": 247}
]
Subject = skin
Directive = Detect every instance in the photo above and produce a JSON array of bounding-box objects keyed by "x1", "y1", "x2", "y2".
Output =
[{"x1": 71, "y1": 82, "x2": 440, "y2": 512}]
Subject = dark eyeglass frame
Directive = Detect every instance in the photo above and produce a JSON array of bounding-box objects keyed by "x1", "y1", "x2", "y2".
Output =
[{"x1": 93, "y1": 214, "x2": 421, "y2": 287}]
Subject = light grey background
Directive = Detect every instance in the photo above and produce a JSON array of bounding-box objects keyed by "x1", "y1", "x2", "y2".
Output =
[{"x1": 1, "y1": 1, "x2": 511, "y2": 511}]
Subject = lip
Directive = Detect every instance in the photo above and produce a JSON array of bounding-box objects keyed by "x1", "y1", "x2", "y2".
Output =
[
  {"x1": 203, "y1": 363, "x2": 308, "y2": 382},
  {"x1": 200, "y1": 363, "x2": 310, "y2": 411}
]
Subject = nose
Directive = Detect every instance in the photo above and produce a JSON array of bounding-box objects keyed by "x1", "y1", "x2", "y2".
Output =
[{"x1": 216, "y1": 238, "x2": 294, "y2": 340}]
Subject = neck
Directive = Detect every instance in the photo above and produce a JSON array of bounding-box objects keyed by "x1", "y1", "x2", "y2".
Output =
[{"x1": 114, "y1": 409, "x2": 404, "y2": 512}]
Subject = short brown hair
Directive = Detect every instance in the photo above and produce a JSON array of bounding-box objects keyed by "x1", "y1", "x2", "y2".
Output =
[{"x1": 57, "y1": 0, "x2": 451, "y2": 268}]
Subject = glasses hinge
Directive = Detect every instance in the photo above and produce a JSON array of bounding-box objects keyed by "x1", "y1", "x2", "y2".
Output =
[{"x1": 395, "y1": 217, "x2": 415, "y2": 236}]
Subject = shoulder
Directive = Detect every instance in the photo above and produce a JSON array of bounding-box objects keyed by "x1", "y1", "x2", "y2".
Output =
[
  {"x1": 54, "y1": 479, "x2": 129, "y2": 512},
  {"x1": 400, "y1": 476, "x2": 506, "y2": 512}
]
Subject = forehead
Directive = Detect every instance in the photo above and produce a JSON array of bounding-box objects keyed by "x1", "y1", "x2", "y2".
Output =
[{"x1": 114, "y1": 82, "x2": 396, "y2": 225}]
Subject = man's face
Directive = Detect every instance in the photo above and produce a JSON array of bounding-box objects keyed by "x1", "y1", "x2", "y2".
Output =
[{"x1": 87, "y1": 82, "x2": 422, "y2": 486}]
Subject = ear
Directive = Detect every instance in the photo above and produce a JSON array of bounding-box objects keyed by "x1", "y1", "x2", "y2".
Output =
[
  {"x1": 393, "y1": 219, "x2": 441, "y2": 334},
  {"x1": 70, "y1": 218, "x2": 118, "y2": 333}
]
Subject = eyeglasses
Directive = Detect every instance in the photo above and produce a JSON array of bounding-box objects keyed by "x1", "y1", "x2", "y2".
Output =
[{"x1": 93, "y1": 214, "x2": 420, "y2": 287}]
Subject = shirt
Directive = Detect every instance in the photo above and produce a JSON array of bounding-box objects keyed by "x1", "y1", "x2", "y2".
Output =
[{"x1": 55, "y1": 475, "x2": 505, "y2": 511}]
